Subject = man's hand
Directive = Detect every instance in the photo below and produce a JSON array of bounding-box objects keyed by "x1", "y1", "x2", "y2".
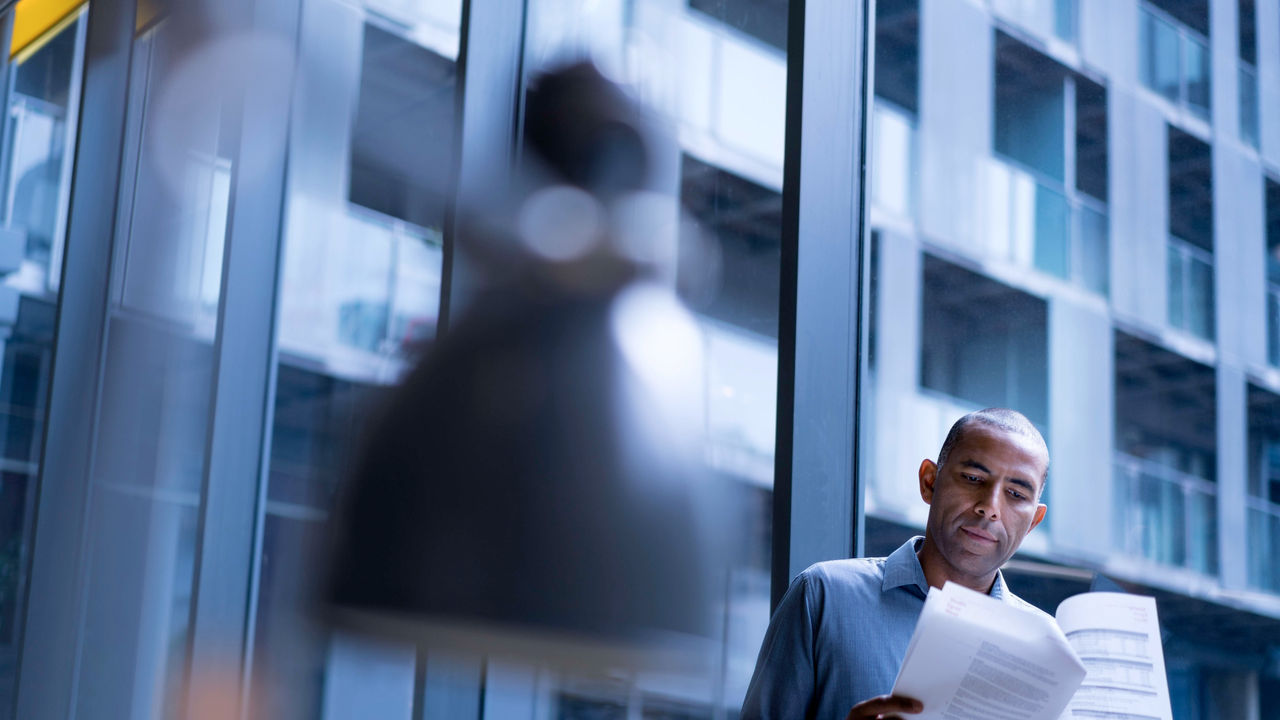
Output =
[{"x1": 844, "y1": 694, "x2": 923, "y2": 720}]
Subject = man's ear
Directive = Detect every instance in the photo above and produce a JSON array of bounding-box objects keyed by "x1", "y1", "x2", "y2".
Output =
[
  {"x1": 919, "y1": 459, "x2": 938, "y2": 504},
  {"x1": 1030, "y1": 503, "x2": 1047, "y2": 532}
]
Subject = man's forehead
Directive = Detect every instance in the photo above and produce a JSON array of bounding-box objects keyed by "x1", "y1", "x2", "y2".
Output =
[{"x1": 951, "y1": 424, "x2": 1048, "y2": 473}]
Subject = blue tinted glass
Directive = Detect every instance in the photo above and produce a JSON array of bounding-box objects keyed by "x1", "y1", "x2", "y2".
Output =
[
  {"x1": 1079, "y1": 205, "x2": 1108, "y2": 295},
  {"x1": 1168, "y1": 244, "x2": 1185, "y2": 330},
  {"x1": 1141, "y1": 10, "x2": 1180, "y2": 102},
  {"x1": 1240, "y1": 63, "x2": 1259, "y2": 149},
  {"x1": 1053, "y1": 0, "x2": 1075, "y2": 42},
  {"x1": 1184, "y1": 34, "x2": 1211, "y2": 117},
  {"x1": 1187, "y1": 252, "x2": 1214, "y2": 339},
  {"x1": 1033, "y1": 183, "x2": 1069, "y2": 279}
]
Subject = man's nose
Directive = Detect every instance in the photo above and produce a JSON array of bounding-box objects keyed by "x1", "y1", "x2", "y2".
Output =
[{"x1": 974, "y1": 486, "x2": 1000, "y2": 519}]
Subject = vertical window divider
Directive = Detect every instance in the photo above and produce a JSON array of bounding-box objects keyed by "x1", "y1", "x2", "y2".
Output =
[{"x1": 772, "y1": 0, "x2": 872, "y2": 610}]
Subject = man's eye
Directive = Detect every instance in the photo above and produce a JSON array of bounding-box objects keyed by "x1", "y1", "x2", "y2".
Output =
[
  {"x1": 1008, "y1": 489, "x2": 1027, "y2": 500},
  {"x1": 963, "y1": 474, "x2": 981, "y2": 483}
]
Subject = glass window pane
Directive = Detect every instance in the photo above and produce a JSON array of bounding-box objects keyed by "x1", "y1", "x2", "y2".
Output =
[
  {"x1": 1053, "y1": 0, "x2": 1075, "y2": 42},
  {"x1": 1187, "y1": 252, "x2": 1214, "y2": 339},
  {"x1": 521, "y1": 1, "x2": 785, "y2": 715},
  {"x1": 1268, "y1": 288, "x2": 1279, "y2": 366},
  {"x1": 1239, "y1": 63, "x2": 1259, "y2": 149},
  {"x1": 1033, "y1": 182, "x2": 1069, "y2": 279},
  {"x1": 0, "y1": 8, "x2": 89, "y2": 707},
  {"x1": 1183, "y1": 34, "x2": 1210, "y2": 118},
  {"x1": 1078, "y1": 205, "x2": 1108, "y2": 296},
  {"x1": 1141, "y1": 9, "x2": 1180, "y2": 103},
  {"x1": 250, "y1": 1, "x2": 461, "y2": 716},
  {"x1": 1168, "y1": 243, "x2": 1185, "y2": 330}
]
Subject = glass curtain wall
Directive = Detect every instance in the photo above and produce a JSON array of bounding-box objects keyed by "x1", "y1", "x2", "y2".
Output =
[
  {"x1": 0, "y1": 2, "x2": 87, "y2": 715},
  {"x1": 506, "y1": 0, "x2": 786, "y2": 715},
  {"x1": 247, "y1": 1, "x2": 460, "y2": 718}
]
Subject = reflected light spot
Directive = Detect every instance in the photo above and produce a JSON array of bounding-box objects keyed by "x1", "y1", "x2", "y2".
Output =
[
  {"x1": 610, "y1": 283, "x2": 704, "y2": 422},
  {"x1": 517, "y1": 185, "x2": 604, "y2": 261}
]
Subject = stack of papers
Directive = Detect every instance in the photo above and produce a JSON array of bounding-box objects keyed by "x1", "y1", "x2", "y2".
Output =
[{"x1": 891, "y1": 583, "x2": 1172, "y2": 720}]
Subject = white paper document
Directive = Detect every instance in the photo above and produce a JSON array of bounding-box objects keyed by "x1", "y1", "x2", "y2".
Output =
[
  {"x1": 892, "y1": 582, "x2": 1086, "y2": 720},
  {"x1": 1056, "y1": 592, "x2": 1173, "y2": 720},
  {"x1": 891, "y1": 583, "x2": 1172, "y2": 720}
]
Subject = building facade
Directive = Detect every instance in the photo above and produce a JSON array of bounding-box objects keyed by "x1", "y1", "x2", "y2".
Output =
[{"x1": 0, "y1": 0, "x2": 1273, "y2": 718}]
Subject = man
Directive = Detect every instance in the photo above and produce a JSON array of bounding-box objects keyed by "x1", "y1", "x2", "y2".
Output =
[{"x1": 740, "y1": 408, "x2": 1050, "y2": 720}]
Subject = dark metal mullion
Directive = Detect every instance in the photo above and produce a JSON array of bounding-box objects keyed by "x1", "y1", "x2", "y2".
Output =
[
  {"x1": 182, "y1": 0, "x2": 301, "y2": 714},
  {"x1": 772, "y1": 0, "x2": 873, "y2": 611},
  {"x1": 14, "y1": 1, "x2": 138, "y2": 718}
]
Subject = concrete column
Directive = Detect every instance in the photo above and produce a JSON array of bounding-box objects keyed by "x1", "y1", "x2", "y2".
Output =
[
  {"x1": 1048, "y1": 296, "x2": 1114, "y2": 559},
  {"x1": 1209, "y1": 0, "x2": 1239, "y2": 142},
  {"x1": 1110, "y1": 93, "x2": 1169, "y2": 330},
  {"x1": 1213, "y1": 143, "x2": 1266, "y2": 367},
  {"x1": 1080, "y1": 0, "x2": 1138, "y2": 85},
  {"x1": 870, "y1": 230, "x2": 923, "y2": 516},
  {"x1": 1218, "y1": 364, "x2": 1249, "y2": 590},
  {"x1": 918, "y1": 0, "x2": 991, "y2": 255}
]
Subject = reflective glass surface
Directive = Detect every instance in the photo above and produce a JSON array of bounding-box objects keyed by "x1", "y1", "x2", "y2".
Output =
[
  {"x1": 1078, "y1": 204, "x2": 1108, "y2": 296},
  {"x1": 1183, "y1": 33, "x2": 1210, "y2": 118},
  {"x1": 1239, "y1": 63, "x2": 1259, "y2": 149},
  {"x1": 0, "y1": 9, "x2": 88, "y2": 714},
  {"x1": 250, "y1": 1, "x2": 460, "y2": 717},
  {"x1": 515, "y1": 0, "x2": 785, "y2": 715},
  {"x1": 1140, "y1": 8, "x2": 1180, "y2": 103}
]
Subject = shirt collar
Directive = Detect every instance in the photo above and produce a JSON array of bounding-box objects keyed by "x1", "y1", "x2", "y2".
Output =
[{"x1": 882, "y1": 535, "x2": 1012, "y2": 601}]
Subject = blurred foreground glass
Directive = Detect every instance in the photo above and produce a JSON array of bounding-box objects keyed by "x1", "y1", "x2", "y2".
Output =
[
  {"x1": 249, "y1": 2, "x2": 459, "y2": 717},
  {"x1": 0, "y1": 6, "x2": 86, "y2": 717},
  {"x1": 515, "y1": 0, "x2": 786, "y2": 715}
]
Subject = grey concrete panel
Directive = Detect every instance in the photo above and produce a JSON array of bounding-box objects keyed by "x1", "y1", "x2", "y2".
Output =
[
  {"x1": 1112, "y1": 96, "x2": 1169, "y2": 328},
  {"x1": 1210, "y1": 0, "x2": 1239, "y2": 140},
  {"x1": 1258, "y1": 0, "x2": 1280, "y2": 168},
  {"x1": 870, "y1": 230, "x2": 922, "y2": 510},
  {"x1": 1217, "y1": 364, "x2": 1248, "y2": 589},
  {"x1": 1080, "y1": 0, "x2": 1138, "y2": 83},
  {"x1": 918, "y1": 0, "x2": 991, "y2": 254},
  {"x1": 1213, "y1": 144, "x2": 1266, "y2": 365},
  {"x1": 1048, "y1": 296, "x2": 1114, "y2": 559}
]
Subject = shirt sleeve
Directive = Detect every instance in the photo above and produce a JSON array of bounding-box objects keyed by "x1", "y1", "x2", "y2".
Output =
[{"x1": 739, "y1": 570, "x2": 817, "y2": 720}]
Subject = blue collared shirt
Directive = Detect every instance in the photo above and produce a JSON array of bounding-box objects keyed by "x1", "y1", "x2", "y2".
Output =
[{"x1": 740, "y1": 536, "x2": 1044, "y2": 720}]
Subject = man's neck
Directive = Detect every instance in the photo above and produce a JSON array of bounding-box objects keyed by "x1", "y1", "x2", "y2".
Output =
[{"x1": 916, "y1": 538, "x2": 997, "y2": 595}]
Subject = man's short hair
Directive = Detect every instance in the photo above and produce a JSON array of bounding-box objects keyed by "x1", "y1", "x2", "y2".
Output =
[{"x1": 936, "y1": 408, "x2": 1049, "y2": 491}]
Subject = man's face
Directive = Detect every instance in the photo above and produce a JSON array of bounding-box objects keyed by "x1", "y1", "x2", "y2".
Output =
[{"x1": 919, "y1": 424, "x2": 1048, "y2": 586}]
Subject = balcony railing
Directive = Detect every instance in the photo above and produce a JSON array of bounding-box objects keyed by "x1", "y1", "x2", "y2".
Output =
[
  {"x1": 1240, "y1": 61, "x2": 1260, "y2": 149},
  {"x1": 1167, "y1": 235, "x2": 1214, "y2": 340},
  {"x1": 1140, "y1": 4, "x2": 1210, "y2": 121},
  {"x1": 870, "y1": 102, "x2": 915, "y2": 219},
  {"x1": 1248, "y1": 500, "x2": 1280, "y2": 593},
  {"x1": 986, "y1": 157, "x2": 1108, "y2": 295},
  {"x1": 1114, "y1": 452, "x2": 1217, "y2": 575}
]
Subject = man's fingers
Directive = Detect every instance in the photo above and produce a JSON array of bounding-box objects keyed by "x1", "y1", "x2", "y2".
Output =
[{"x1": 845, "y1": 694, "x2": 924, "y2": 720}]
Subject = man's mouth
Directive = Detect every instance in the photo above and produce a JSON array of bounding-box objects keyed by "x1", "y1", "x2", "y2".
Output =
[{"x1": 960, "y1": 527, "x2": 997, "y2": 543}]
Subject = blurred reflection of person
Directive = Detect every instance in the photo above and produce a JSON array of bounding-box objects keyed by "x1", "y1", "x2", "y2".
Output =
[{"x1": 741, "y1": 407, "x2": 1050, "y2": 720}]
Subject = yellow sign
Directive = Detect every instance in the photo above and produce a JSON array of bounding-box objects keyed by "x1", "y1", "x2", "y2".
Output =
[{"x1": 10, "y1": 0, "x2": 87, "y2": 59}]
